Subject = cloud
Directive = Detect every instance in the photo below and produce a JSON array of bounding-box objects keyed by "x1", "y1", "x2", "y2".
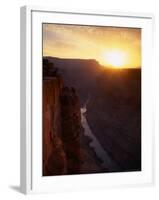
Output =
[{"x1": 42, "y1": 23, "x2": 141, "y2": 67}]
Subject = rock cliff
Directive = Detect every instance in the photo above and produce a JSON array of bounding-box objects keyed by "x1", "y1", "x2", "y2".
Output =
[{"x1": 43, "y1": 59, "x2": 82, "y2": 176}]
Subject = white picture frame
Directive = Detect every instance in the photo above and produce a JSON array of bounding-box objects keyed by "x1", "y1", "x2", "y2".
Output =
[{"x1": 20, "y1": 6, "x2": 154, "y2": 194}]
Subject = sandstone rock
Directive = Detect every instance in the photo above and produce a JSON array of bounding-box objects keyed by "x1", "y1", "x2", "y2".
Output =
[{"x1": 43, "y1": 59, "x2": 83, "y2": 176}]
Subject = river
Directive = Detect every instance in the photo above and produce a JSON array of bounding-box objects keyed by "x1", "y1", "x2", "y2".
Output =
[{"x1": 80, "y1": 105, "x2": 118, "y2": 171}]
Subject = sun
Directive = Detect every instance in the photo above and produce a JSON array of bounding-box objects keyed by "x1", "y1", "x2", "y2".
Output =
[{"x1": 104, "y1": 50, "x2": 127, "y2": 68}]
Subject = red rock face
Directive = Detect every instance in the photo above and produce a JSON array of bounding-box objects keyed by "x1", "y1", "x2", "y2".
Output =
[
  {"x1": 43, "y1": 69, "x2": 82, "y2": 176},
  {"x1": 43, "y1": 77, "x2": 67, "y2": 176}
]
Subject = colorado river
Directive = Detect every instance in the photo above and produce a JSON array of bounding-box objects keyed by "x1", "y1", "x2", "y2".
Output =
[{"x1": 81, "y1": 106, "x2": 118, "y2": 171}]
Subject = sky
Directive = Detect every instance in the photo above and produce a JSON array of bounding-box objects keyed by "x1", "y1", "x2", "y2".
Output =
[{"x1": 43, "y1": 23, "x2": 141, "y2": 68}]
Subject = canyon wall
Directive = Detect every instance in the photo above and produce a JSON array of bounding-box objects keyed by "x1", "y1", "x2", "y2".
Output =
[
  {"x1": 86, "y1": 69, "x2": 141, "y2": 172},
  {"x1": 43, "y1": 59, "x2": 82, "y2": 176},
  {"x1": 43, "y1": 76, "x2": 67, "y2": 176}
]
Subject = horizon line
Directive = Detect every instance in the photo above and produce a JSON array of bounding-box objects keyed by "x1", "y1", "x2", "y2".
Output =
[{"x1": 43, "y1": 55, "x2": 141, "y2": 69}]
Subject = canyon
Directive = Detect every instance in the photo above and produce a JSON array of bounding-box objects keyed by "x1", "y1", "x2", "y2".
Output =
[{"x1": 43, "y1": 57, "x2": 141, "y2": 175}]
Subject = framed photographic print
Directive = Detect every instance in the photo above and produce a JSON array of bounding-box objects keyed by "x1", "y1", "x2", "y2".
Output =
[{"x1": 20, "y1": 6, "x2": 154, "y2": 194}]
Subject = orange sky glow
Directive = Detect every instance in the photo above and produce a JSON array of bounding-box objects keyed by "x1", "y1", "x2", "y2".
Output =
[{"x1": 43, "y1": 24, "x2": 141, "y2": 68}]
